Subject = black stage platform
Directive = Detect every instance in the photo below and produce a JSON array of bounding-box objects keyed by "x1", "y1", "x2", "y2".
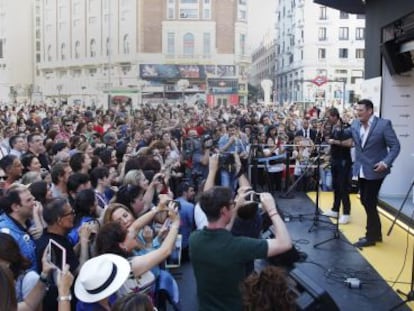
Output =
[{"x1": 170, "y1": 192, "x2": 409, "y2": 311}]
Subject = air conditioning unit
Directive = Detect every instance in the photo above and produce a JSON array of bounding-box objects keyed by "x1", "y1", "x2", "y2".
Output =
[{"x1": 180, "y1": 12, "x2": 188, "y2": 18}]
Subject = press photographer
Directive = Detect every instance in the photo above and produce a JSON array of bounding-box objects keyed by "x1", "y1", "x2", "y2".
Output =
[
  {"x1": 218, "y1": 123, "x2": 248, "y2": 190},
  {"x1": 183, "y1": 130, "x2": 215, "y2": 189}
]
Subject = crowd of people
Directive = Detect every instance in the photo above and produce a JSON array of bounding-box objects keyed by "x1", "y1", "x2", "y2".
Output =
[{"x1": 0, "y1": 97, "x2": 399, "y2": 310}]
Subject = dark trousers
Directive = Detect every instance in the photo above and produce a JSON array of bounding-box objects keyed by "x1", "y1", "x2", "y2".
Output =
[
  {"x1": 331, "y1": 160, "x2": 351, "y2": 214},
  {"x1": 358, "y1": 178, "x2": 384, "y2": 240}
]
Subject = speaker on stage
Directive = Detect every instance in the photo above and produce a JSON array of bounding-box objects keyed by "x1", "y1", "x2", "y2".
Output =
[
  {"x1": 288, "y1": 268, "x2": 339, "y2": 311},
  {"x1": 381, "y1": 39, "x2": 414, "y2": 75}
]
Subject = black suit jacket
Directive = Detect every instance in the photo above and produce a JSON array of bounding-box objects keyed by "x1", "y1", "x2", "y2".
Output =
[{"x1": 295, "y1": 128, "x2": 317, "y2": 142}]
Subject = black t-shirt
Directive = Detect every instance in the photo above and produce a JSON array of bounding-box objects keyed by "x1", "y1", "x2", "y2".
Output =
[
  {"x1": 330, "y1": 124, "x2": 352, "y2": 162},
  {"x1": 35, "y1": 231, "x2": 79, "y2": 311}
]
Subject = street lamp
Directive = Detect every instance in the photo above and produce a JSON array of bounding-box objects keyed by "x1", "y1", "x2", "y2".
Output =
[
  {"x1": 56, "y1": 84, "x2": 63, "y2": 105},
  {"x1": 177, "y1": 79, "x2": 189, "y2": 105},
  {"x1": 136, "y1": 79, "x2": 147, "y2": 109}
]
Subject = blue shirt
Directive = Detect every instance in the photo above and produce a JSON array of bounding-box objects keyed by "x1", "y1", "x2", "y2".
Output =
[
  {"x1": 175, "y1": 197, "x2": 195, "y2": 249},
  {"x1": 0, "y1": 214, "x2": 37, "y2": 271},
  {"x1": 76, "y1": 293, "x2": 117, "y2": 311}
]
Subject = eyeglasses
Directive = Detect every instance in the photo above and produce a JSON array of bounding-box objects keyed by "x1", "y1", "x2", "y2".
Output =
[
  {"x1": 0, "y1": 175, "x2": 7, "y2": 180},
  {"x1": 64, "y1": 123, "x2": 73, "y2": 127},
  {"x1": 61, "y1": 209, "x2": 76, "y2": 218}
]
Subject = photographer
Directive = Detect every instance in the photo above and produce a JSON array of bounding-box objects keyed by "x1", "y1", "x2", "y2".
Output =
[{"x1": 218, "y1": 123, "x2": 247, "y2": 190}]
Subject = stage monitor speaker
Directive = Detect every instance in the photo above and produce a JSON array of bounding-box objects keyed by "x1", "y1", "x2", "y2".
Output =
[
  {"x1": 381, "y1": 39, "x2": 414, "y2": 75},
  {"x1": 288, "y1": 268, "x2": 339, "y2": 311}
]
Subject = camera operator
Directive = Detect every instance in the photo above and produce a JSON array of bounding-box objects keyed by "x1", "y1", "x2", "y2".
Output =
[
  {"x1": 323, "y1": 108, "x2": 353, "y2": 224},
  {"x1": 182, "y1": 130, "x2": 212, "y2": 189},
  {"x1": 218, "y1": 123, "x2": 247, "y2": 190}
]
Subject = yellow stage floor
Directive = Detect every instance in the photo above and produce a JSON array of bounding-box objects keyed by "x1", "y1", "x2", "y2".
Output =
[{"x1": 308, "y1": 191, "x2": 414, "y2": 310}]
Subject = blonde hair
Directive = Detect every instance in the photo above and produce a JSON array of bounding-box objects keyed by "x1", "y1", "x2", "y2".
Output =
[{"x1": 122, "y1": 169, "x2": 145, "y2": 186}]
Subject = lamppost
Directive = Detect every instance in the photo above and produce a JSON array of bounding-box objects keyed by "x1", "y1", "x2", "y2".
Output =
[
  {"x1": 56, "y1": 84, "x2": 63, "y2": 105},
  {"x1": 177, "y1": 79, "x2": 189, "y2": 105},
  {"x1": 136, "y1": 79, "x2": 147, "y2": 109}
]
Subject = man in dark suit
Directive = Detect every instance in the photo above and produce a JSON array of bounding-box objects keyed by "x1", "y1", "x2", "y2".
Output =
[
  {"x1": 350, "y1": 99, "x2": 400, "y2": 247},
  {"x1": 295, "y1": 118, "x2": 316, "y2": 142}
]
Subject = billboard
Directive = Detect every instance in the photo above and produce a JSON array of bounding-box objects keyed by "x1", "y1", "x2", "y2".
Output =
[{"x1": 139, "y1": 64, "x2": 236, "y2": 80}]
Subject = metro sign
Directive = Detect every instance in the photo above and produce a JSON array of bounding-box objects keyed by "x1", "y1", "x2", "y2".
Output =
[{"x1": 311, "y1": 76, "x2": 328, "y2": 87}]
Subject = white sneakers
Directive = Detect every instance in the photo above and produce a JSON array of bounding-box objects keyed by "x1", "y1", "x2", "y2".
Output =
[
  {"x1": 322, "y1": 210, "x2": 350, "y2": 224},
  {"x1": 323, "y1": 210, "x2": 338, "y2": 218},
  {"x1": 338, "y1": 215, "x2": 350, "y2": 224}
]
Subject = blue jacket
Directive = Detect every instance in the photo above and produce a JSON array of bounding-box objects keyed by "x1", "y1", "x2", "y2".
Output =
[
  {"x1": 351, "y1": 117, "x2": 400, "y2": 180},
  {"x1": 0, "y1": 213, "x2": 38, "y2": 271},
  {"x1": 176, "y1": 197, "x2": 195, "y2": 249}
]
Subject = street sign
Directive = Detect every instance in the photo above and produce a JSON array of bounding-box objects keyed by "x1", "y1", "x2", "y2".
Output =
[{"x1": 312, "y1": 76, "x2": 328, "y2": 87}]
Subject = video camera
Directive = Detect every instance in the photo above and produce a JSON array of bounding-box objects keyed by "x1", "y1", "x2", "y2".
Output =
[
  {"x1": 202, "y1": 134, "x2": 214, "y2": 149},
  {"x1": 219, "y1": 153, "x2": 235, "y2": 169}
]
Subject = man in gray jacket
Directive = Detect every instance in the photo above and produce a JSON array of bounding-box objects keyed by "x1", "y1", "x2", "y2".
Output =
[{"x1": 350, "y1": 99, "x2": 400, "y2": 247}]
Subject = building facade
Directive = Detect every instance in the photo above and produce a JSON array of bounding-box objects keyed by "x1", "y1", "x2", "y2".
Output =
[
  {"x1": 0, "y1": 0, "x2": 34, "y2": 104},
  {"x1": 275, "y1": 0, "x2": 365, "y2": 109},
  {"x1": 250, "y1": 31, "x2": 276, "y2": 90},
  {"x1": 34, "y1": 0, "x2": 249, "y2": 108}
]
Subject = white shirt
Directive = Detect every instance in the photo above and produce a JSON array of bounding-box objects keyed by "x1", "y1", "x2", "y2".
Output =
[{"x1": 359, "y1": 115, "x2": 374, "y2": 178}]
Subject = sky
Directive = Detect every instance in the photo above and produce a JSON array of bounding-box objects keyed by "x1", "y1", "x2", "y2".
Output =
[{"x1": 247, "y1": 0, "x2": 277, "y2": 50}]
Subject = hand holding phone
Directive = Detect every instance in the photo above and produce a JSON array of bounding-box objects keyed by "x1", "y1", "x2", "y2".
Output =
[{"x1": 47, "y1": 239, "x2": 66, "y2": 271}]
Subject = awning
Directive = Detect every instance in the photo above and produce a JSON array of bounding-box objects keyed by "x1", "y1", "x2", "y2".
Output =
[{"x1": 313, "y1": 0, "x2": 365, "y2": 14}]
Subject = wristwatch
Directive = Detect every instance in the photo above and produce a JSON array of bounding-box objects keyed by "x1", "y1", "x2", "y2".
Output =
[{"x1": 57, "y1": 295, "x2": 72, "y2": 302}]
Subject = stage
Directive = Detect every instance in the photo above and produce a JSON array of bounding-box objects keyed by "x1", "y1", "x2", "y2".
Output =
[{"x1": 170, "y1": 191, "x2": 413, "y2": 310}]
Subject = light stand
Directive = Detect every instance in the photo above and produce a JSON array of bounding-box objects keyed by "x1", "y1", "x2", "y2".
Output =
[{"x1": 388, "y1": 180, "x2": 414, "y2": 310}]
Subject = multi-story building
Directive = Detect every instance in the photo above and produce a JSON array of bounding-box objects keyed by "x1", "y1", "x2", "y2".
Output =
[
  {"x1": 0, "y1": 0, "x2": 34, "y2": 104},
  {"x1": 250, "y1": 31, "x2": 276, "y2": 90},
  {"x1": 35, "y1": 0, "x2": 250, "y2": 108},
  {"x1": 275, "y1": 0, "x2": 365, "y2": 109}
]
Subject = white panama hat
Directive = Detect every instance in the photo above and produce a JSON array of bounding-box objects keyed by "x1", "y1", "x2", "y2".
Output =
[{"x1": 75, "y1": 254, "x2": 131, "y2": 303}]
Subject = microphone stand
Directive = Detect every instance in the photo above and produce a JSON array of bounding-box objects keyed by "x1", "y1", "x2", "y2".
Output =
[{"x1": 305, "y1": 147, "x2": 332, "y2": 232}]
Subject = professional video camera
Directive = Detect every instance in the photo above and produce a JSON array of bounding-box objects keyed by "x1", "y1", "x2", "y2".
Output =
[
  {"x1": 219, "y1": 152, "x2": 235, "y2": 170},
  {"x1": 202, "y1": 134, "x2": 214, "y2": 149}
]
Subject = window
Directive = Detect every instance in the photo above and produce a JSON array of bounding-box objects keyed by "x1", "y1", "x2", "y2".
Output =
[
  {"x1": 239, "y1": 9, "x2": 247, "y2": 20},
  {"x1": 181, "y1": 0, "x2": 197, "y2": 3},
  {"x1": 339, "y1": 27, "x2": 349, "y2": 40},
  {"x1": 167, "y1": 32, "x2": 175, "y2": 56},
  {"x1": 335, "y1": 69, "x2": 347, "y2": 75},
  {"x1": 356, "y1": 27, "x2": 365, "y2": 40},
  {"x1": 203, "y1": 32, "x2": 210, "y2": 57},
  {"x1": 318, "y1": 27, "x2": 327, "y2": 41},
  {"x1": 47, "y1": 45, "x2": 52, "y2": 61},
  {"x1": 355, "y1": 48, "x2": 365, "y2": 59},
  {"x1": 180, "y1": 9, "x2": 198, "y2": 19},
  {"x1": 90, "y1": 39, "x2": 96, "y2": 57},
  {"x1": 123, "y1": 34, "x2": 129, "y2": 54},
  {"x1": 0, "y1": 39, "x2": 3, "y2": 58},
  {"x1": 106, "y1": 38, "x2": 111, "y2": 56},
  {"x1": 318, "y1": 48, "x2": 326, "y2": 59},
  {"x1": 319, "y1": 6, "x2": 327, "y2": 20},
  {"x1": 75, "y1": 41, "x2": 80, "y2": 58},
  {"x1": 356, "y1": 14, "x2": 364, "y2": 19},
  {"x1": 203, "y1": 8, "x2": 210, "y2": 19},
  {"x1": 183, "y1": 33, "x2": 194, "y2": 56},
  {"x1": 168, "y1": 8, "x2": 175, "y2": 19},
  {"x1": 240, "y1": 34, "x2": 246, "y2": 56},
  {"x1": 339, "y1": 11, "x2": 348, "y2": 19},
  {"x1": 339, "y1": 48, "x2": 348, "y2": 58},
  {"x1": 61, "y1": 43, "x2": 66, "y2": 60}
]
